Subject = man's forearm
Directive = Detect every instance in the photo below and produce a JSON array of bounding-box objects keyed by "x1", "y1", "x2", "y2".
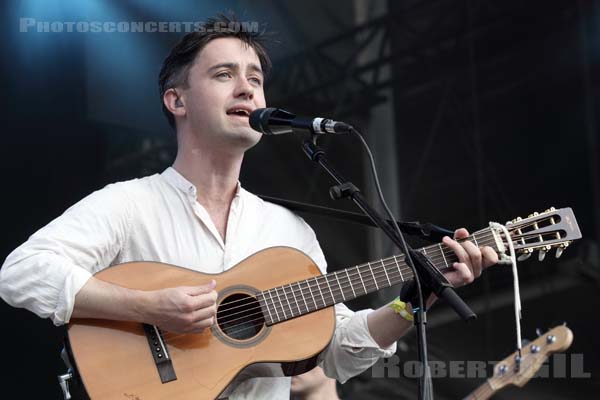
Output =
[
  {"x1": 71, "y1": 277, "x2": 148, "y2": 322},
  {"x1": 366, "y1": 305, "x2": 413, "y2": 348},
  {"x1": 72, "y1": 277, "x2": 218, "y2": 333},
  {"x1": 367, "y1": 296, "x2": 437, "y2": 348}
]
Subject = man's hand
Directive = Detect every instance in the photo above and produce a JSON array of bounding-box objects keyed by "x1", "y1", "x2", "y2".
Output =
[
  {"x1": 368, "y1": 228, "x2": 499, "y2": 348},
  {"x1": 141, "y1": 280, "x2": 218, "y2": 334},
  {"x1": 441, "y1": 228, "x2": 499, "y2": 287}
]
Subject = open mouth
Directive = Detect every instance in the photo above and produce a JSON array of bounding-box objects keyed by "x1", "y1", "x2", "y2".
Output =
[{"x1": 226, "y1": 108, "x2": 251, "y2": 118}]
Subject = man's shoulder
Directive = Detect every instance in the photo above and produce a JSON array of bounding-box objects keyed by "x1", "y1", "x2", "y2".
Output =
[
  {"x1": 80, "y1": 173, "x2": 164, "y2": 208},
  {"x1": 101, "y1": 173, "x2": 163, "y2": 196}
]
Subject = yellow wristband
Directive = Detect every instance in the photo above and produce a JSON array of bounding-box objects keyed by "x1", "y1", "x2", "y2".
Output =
[{"x1": 389, "y1": 297, "x2": 414, "y2": 322}]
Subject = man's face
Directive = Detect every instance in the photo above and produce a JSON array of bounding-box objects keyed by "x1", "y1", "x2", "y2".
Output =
[{"x1": 179, "y1": 37, "x2": 266, "y2": 151}]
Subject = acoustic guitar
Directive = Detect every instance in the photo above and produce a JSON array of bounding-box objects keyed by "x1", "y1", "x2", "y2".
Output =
[
  {"x1": 463, "y1": 324, "x2": 574, "y2": 399},
  {"x1": 66, "y1": 207, "x2": 581, "y2": 399}
]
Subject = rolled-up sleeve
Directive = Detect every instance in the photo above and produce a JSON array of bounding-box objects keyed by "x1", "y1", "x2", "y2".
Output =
[
  {"x1": 319, "y1": 304, "x2": 397, "y2": 383},
  {"x1": 0, "y1": 183, "x2": 132, "y2": 325},
  {"x1": 295, "y1": 218, "x2": 397, "y2": 383}
]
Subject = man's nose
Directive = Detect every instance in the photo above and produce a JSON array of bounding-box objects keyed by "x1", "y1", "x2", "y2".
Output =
[{"x1": 234, "y1": 77, "x2": 254, "y2": 100}]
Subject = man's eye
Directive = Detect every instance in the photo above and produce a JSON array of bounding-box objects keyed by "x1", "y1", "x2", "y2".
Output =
[
  {"x1": 249, "y1": 77, "x2": 262, "y2": 85},
  {"x1": 216, "y1": 72, "x2": 232, "y2": 79}
]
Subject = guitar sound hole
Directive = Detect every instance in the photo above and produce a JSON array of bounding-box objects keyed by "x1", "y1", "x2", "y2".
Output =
[{"x1": 217, "y1": 293, "x2": 265, "y2": 340}]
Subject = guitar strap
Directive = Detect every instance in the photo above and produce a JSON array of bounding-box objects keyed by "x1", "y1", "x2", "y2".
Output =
[{"x1": 258, "y1": 195, "x2": 453, "y2": 242}]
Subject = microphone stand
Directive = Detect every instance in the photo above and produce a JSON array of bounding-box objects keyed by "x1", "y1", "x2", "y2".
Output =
[{"x1": 300, "y1": 137, "x2": 476, "y2": 400}]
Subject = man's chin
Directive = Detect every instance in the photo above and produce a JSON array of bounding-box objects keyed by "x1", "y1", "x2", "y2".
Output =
[{"x1": 223, "y1": 128, "x2": 262, "y2": 150}]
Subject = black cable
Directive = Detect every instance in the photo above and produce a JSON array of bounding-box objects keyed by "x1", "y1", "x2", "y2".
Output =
[{"x1": 350, "y1": 127, "x2": 432, "y2": 400}]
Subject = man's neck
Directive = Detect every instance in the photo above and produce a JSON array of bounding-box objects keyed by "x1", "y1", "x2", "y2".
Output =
[{"x1": 172, "y1": 134, "x2": 244, "y2": 208}]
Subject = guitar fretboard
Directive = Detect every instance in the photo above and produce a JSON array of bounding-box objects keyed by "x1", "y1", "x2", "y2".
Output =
[{"x1": 257, "y1": 227, "x2": 501, "y2": 325}]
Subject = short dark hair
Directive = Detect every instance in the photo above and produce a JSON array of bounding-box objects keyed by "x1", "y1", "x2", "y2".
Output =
[{"x1": 158, "y1": 13, "x2": 272, "y2": 130}]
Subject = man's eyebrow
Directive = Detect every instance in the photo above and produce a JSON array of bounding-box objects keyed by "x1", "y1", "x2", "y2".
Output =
[
  {"x1": 207, "y1": 62, "x2": 263, "y2": 76},
  {"x1": 247, "y1": 63, "x2": 264, "y2": 76},
  {"x1": 207, "y1": 62, "x2": 237, "y2": 73}
]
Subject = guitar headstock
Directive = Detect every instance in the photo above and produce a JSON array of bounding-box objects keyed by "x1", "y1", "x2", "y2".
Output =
[
  {"x1": 488, "y1": 325, "x2": 574, "y2": 391},
  {"x1": 504, "y1": 207, "x2": 582, "y2": 261}
]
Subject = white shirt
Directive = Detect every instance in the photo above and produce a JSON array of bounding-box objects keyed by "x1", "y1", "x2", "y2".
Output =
[{"x1": 0, "y1": 167, "x2": 395, "y2": 399}]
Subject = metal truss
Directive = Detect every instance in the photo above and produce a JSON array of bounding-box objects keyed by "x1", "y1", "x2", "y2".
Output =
[{"x1": 266, "y1": 0, "x2": 577, "y2": 120}]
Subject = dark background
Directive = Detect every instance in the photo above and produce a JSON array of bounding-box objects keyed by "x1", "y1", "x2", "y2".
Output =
[{"x1": 1, "y1": 0, "x2": 599, "y2": 398}]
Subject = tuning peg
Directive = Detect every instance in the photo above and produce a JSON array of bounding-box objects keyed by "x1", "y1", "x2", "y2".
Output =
[
  {"x1": 508, "y1": 216, "x2": 521, "y2": 225},
  {"x1": 536, "y1": 328, "x2": 543, "y2": 336},
  {"x1": 518, "y1": 252, "x2": 532, "y2": 261},
  {"x1": 538, "y1": 249, "x2": 547, "y2": 261},
  {"x1": 555, "y1": 247, "x2": 564, "y2": 258}
]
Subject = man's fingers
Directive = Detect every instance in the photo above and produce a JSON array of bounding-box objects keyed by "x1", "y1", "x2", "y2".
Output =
[
  {"x1": 187, "y1": 291, "x2": 218, "y2": 310},
  {"x1": 446, "y1": 262, "x2": 474, "y2": 287},
  {"x1": 481, "y1": 246, "x2": 499, "y2": 268},
  {"x1": 442, "y1": 236, "x2": 470, "y2": 266},
  {"x1": 454, "y1": 228, "x2": 469, "y2": 240},
  {"x1": 461, "y1": 240, "x2": 482, "y2": 278},
  {"x1": 183, "y1": 280, "x2": 217, "y2": 296},
  {"x1": 189, "y1": 304, "x2": 217, "y2": 324}
]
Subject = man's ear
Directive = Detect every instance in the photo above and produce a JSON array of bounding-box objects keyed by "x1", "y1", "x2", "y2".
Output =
[{"x1": 163, "y1": 88, "x2": 186, "y2": 117}]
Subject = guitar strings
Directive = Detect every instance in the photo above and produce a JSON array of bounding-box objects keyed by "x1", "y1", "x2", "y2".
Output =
[
  {"x1": 166, "y1": 221, "x2": 560, "y2": 340},
  {"x1": 162, "y1": 232, "x2": 500, "y2": 340},
  {"x1": 206, "y1": 231, "x2": 499, "y2": 324},
  {"x1": 164, "y1": 238, "x2": 503, "y2": 341},
  {"x1": 162, "y1": 232, "x2": 501, "y2": 340},
  {"x1": 176, "y1": 230, "x2": 497, "y2": 321},
  {"x1": 192, "y1": 230, "x2": 500, "y2": 321},
  {"x1": 162, "y1": 233, "x2": 503, "y2": 341}
]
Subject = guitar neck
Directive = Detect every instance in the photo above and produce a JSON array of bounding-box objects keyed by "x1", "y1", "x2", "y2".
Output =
[{"x1": 258, "y1": 226, "x2": 501, "y2": 325}]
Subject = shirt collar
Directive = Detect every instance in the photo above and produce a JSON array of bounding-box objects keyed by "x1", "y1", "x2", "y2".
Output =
[{"x1": 161, "y1": 167, "x2": 242, "y2": 199}]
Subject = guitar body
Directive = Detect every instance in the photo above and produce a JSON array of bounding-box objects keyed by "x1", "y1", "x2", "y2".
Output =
[{"x1": 67, "y1": 247, "x2": 335, "y2": 399}]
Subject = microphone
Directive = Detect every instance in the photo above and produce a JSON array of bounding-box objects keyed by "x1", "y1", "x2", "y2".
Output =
[{"x1": 249, "y1": 107, "x2": 353, "y2": 136}]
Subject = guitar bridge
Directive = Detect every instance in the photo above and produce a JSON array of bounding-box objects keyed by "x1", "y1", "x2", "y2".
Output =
[{"x1": 142, "y1": 324, "x2": 177, "y2": 384}]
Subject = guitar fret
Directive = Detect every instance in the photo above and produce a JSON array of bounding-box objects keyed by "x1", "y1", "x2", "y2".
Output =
[
  {"x1": 259, "y1": 292, "x2": 274, "y2": 324},
  {"x1": 289, "y1": 284, "x2": 300, "y2": 316},
  {"x1": 393, "y1": 255, "x2": 404, "y2": 281},
  {"x1": 325, "y1": 275, "x2": 334, "y2": 305},
  {"x1": 472, "y1": 234, "x2": 479, "y2": 247},
  {"x1": 274, "y1": 287, "x2": 287, "y2": 320},
  {"x1": 314, "y1": 276, "x2": 325, "y2": 308},
  {"x1": 267, "y1": 289, "x2": 280, "y2": 322},
  {"x1": 357, "y1": 266, "x2": 367, "y2": 294},
  {"x1": 382, "y1": 258, "x2": 391, "y2": 286},
  {"x1": 297, "y1": 282, "x2": 308, "y2": 313},
  {"x1": 306, "y1": 279, "x2": 317, "y2": 311},
  {"x1": 438, "y1": 243, "x2": 449, "y2": 268},
  {"x1": 369, "y1": 262, "x2": 379, "y2": 290},
  {"x1": 284, "y1": 286, "x2": 295, "y2": 318},
  {"x1": 345, "y1": 270, "x2": 357, "y2": 297},
  {"x1": 334, "y1": 271, "x2": 346, "y2": 301}
]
